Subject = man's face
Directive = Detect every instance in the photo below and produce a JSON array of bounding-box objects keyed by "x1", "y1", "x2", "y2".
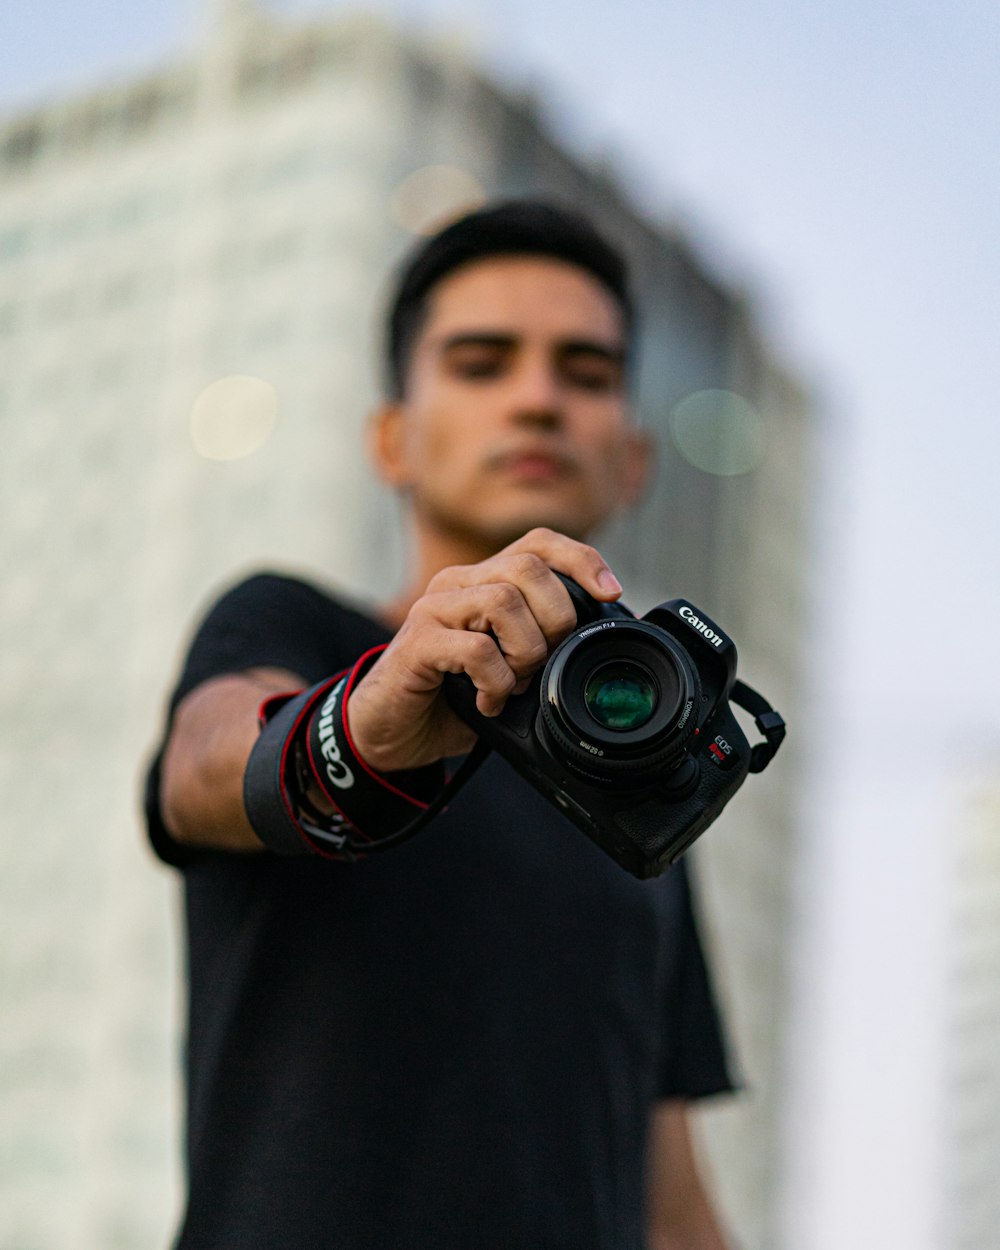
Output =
[{"x1": 375, "y1": 255, "x2": 648, "y2": 552}]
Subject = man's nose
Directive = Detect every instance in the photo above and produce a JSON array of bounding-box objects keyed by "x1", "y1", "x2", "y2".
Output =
[{"x1": 509, "y1": 362, "x2": 564, "y2": 427}]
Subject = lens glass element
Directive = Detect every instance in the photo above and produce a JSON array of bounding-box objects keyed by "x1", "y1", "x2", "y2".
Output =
[{"x1": 584, "y1": 661, "x2": 658, "y2": 732}]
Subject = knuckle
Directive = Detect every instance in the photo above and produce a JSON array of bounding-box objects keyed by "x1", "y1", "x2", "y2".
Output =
[
  {"x1": 406, "y1": 596, "x2": 435, "y2": 626},
  {"x1": 553, "y1": 601, "x2": 578, "y2": 634},
  {"x1": 523, "y1": 637, "x2": 549, "y2": 666},
  {"x1": 489, "y1": 581, "x2": 522, "y2": 612},
  {"x1": 495, "y1": 661, "x2": 516, "y2": 688},
  {"x1": 510, "y1": 551, "x2": 547, "y2": 581},
  {"x1": 427, "y1": 565, "x2": 460, "y2": 593},
  {"x1": 524, "y1": 525, "x2": 556, "y2": 545},
  {"x1": 468, "y1": 632, "x2": 499, "y2": 663}
]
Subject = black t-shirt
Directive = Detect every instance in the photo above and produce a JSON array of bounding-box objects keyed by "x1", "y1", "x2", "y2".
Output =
[{"x1": 145, "y1": 573, "x2": 735, "y2": 1250}]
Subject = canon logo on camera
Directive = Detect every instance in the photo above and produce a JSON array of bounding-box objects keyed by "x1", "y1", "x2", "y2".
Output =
[{"x1": 678, "y1": 606, "x2": 724, "y2": 649}]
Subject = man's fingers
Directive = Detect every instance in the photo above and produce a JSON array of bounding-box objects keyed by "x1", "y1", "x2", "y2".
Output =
[
  {"x1": 452, "y1": 633, "x2": 518, "y2": 718},
  {"x1": 429, "y1": 527, "x2": 621, "y2": 604},
  {"x1": 426, "y1": 529, "x2": 622, "y2": 648},
  {"x1": 393, "y1": 622, "x2": 517, "y2": 717},
  {"x1": 348, "y1": 533, "x2": 625, "y2": 772},
  {"x1": 504, "y1": 528, "x2": 623, "y2": 601},
  {"x1": 427, "y1": 559, "x2": 573, "y2": 648},
  {"x1": 412, "y1": 584, "x2": 549, "y2": 679}
]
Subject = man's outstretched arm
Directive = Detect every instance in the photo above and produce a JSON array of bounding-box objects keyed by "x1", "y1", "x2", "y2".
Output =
[{"x1": 160, "y1": 529, "x2": 623, "y2": 856}]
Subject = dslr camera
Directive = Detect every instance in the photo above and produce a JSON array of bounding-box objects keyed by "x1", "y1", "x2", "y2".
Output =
[{"x1": 444, "y1": 576, "x2": 785, "y2": 878}]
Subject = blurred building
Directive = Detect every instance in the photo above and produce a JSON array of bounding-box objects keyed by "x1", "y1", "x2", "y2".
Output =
[
  {"x1": 0, "y1": 6, "x2": 811, "y2": 1248},
  {"x1": 943, "y1": 771, "x2": 1000, "y2": 1250}
]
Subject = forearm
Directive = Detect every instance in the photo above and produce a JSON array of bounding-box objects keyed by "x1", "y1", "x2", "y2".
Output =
[{"x1": 160, "y1": 667, "x2": 303, "y2": 852}]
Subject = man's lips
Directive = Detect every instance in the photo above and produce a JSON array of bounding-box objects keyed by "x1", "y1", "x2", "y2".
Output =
[{"x1": 487, "y1": 449, "x2": 577, "y2": 482}]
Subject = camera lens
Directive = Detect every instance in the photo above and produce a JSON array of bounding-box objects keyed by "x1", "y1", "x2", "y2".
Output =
[
  {"x1": 540, "y1": 619, "x2": 701, "y2": 781},
  {"x1": 584, "y1": 661, "x2": 657, "y2": 732}
]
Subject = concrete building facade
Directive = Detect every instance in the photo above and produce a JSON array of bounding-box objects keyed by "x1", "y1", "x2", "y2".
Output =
[{"x1": 942, "y1": 771, "x2": 1000, "y2": 1250}]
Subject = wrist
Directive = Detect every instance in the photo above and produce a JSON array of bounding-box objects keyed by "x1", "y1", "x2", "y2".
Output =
[
  {"x1": 243, "y1": 649, "x2": 446, "y2": 860},
  {"x1": 339, "y1": 666, "x2": 389, "y2": 774}
]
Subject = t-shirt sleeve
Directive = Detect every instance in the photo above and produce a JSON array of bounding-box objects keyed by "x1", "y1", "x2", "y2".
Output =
[
  {"x1": 656, "y1": 858, "x2": 739, "y2": 1101},
  {"x1": 167, "y1": 572, "x2": 350, "y2": 712}
]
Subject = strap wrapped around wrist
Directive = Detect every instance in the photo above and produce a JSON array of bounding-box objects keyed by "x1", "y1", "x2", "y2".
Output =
[
  {"x1": 243, "y1": 682, "x2": 333, "y2": 856},
  {"x1": 243, "y1": 646, "x2": 446, "y2": 860}
]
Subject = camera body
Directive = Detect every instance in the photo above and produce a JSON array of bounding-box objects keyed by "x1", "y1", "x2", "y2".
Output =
[{"x1": 443, "y1": 578, "x2": 782, "y2": 878}]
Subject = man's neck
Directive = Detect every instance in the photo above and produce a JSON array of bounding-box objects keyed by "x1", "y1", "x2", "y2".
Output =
[{"x1": 377, "y1": 519, "x2": 502, "y2": 631}]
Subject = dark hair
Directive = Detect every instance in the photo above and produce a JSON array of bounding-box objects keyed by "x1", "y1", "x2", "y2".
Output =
[{"x1": 384, "y1": 199, "x2": 634, "y2": 398}]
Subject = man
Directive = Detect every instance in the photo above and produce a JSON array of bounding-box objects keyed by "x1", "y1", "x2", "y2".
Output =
[{"x1": 146, "y1": 201, "x2": 736, "y2": 1249}]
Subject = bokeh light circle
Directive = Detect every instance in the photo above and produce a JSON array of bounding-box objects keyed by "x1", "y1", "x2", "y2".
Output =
[
  {"x1": 189, "y1": 375, "x2": 279, "y2": 461},
  {"x1": 389, "y1": 165, "x2": 486, "y2": 236},
  {"x1": 668, "y1": 389, "x2": 766, "y2": 476}
]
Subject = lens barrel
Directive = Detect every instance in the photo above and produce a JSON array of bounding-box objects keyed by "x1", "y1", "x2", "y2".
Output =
[{"x1": 540, "y1": 620, "x2": 700, "y2": 781}]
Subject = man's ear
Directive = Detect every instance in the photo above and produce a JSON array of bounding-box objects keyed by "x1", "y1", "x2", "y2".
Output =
[
  {"x1": 619, "y1": 424, "x2": 655, "y2": 510},
  {"x1": 368, "y1": 402, "x2": 410, "y2": 489}
]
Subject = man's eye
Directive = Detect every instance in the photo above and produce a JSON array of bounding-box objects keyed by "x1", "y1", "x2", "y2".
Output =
[
  {"x1": 451, "y1": 354, "x2": 506, "y2": 379},
  {"x1": 564, "y1": 363, "x2": 619, "y2": 392}
]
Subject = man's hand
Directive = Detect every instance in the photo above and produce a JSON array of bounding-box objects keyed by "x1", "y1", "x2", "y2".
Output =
[{"x1": 347, "y1": 528, "x2": 623, "y2": 774}]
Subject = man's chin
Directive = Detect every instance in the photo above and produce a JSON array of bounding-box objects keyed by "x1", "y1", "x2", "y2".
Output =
[
  {"x1": 415, "y1": 494, "x2": 609, "y2": 556},
  {"x1": 473, "y1": 506, "x2": 596, "y2": 549}
]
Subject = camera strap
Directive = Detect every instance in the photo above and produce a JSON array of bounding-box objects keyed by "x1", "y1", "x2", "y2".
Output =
[
  {"x1": 328, "y1": 737, "x2": 495, "y2": 856},
  {"x1": 244, "y1": 654, "x2": 496, "y2": 862},
  {"x1": 730, "y1": 680, "x2": 786, "y2": 773}
]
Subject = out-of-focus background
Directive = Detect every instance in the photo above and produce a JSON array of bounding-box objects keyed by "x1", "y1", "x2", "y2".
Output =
[{"x1": 1, "y1": 2, "x2": 997, "y2": 1248}]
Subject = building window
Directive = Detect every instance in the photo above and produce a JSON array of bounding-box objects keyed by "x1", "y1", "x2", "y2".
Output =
[
  {"x1": 236, "y1": 35, "x2": 323, "y2": 101},
  {"x1": 120, "y1": 86, "x2": 165, "y2": 136},
  {"x1": 61, "y1": 100, "x2": 118, "y2": 152},
  {"x1": 1, "y1": 120, "x2": 45, "y2": 169}
]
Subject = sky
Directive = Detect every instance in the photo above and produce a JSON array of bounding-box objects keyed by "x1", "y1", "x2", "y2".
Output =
[{"x1": 3, "y1": 1, "x2": 998, "y2": 1244}]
